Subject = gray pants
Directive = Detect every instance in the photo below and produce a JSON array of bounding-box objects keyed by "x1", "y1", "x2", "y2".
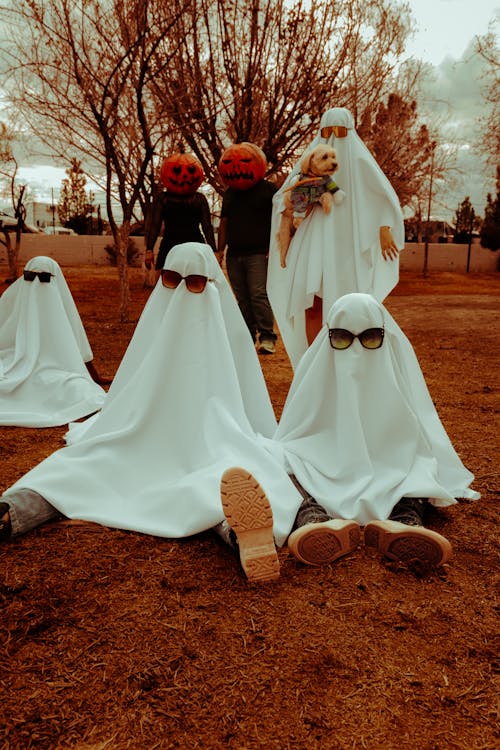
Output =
[
  {"x1": 226, "y1": 254, "x2": 276, "y2": 342},
  {"x1": 4, "y1": 489, "x2": 62, "y2": 537}
]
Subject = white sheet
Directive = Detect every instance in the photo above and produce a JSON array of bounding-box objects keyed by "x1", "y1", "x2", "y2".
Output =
[
  {"x1": 264, "y1": 293, "x2": 479, "y2": 524},
  {"x1": 267, "y1": 107, "x2": 405, "y2": 368},
  {"x1": 5, "y1": 243, "x2": 302, "y2": 545},
  {"x1": 0, "y1": 256, "x2": 105, "y2": 426}
]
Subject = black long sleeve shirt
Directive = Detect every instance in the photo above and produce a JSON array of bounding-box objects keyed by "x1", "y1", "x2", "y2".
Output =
[{"x1": 146, "y1": 191, "x2": 217, "y2": 269}]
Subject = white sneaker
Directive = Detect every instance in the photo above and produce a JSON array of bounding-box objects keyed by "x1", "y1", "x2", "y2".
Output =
[
  {"x1": 220, "y1": 467, "x2": 280, "y2": 582},
  {"x1": 287, "y1": 519, "x2": 361, "y2": 566},
  {"x1": 364, "y1": 520, "x2": 452, "y2": 565}
]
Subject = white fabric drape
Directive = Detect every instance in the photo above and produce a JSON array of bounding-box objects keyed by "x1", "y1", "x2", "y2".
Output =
[
  {"x1": 5, "y1": 243, "x2": 302, "y2": 544},
  {"x1": 267, "y1": 107, "x2": 405, "y2": 368},
  {"x1": 264, "y1": 293, "x2": 479, "y2": 525},
  {"x1": 0, "y1": 256, "x2": 105, "y2": 426}
]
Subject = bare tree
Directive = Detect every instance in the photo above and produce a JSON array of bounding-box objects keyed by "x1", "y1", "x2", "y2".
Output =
[
  {"x1": 357, "y1": 92, "x2": 435, "y2": 209},
  {"x1": 152, "y1": 0, "x2": 415, "y2": 191},
  {"x1": 1, "y1": 0, "x2": 188, "y2": 320},
  {"x1": 0, "y1": 121, "x2": 26, "y2": 281},
  {"x1": 475, "y1": 31, "x2": 500, "y2": 169}
]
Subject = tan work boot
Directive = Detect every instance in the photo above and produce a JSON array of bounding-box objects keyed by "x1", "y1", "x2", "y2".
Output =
[{"x1": 220, "y1": 467, "x2": 280, "y2": 583}]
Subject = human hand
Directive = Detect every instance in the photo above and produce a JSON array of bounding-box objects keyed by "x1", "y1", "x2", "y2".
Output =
[
  {"x1": 144, "y1": 250, "x2": 154, "y2": 270},
  {"x1": 379, "y1": 226, "x2": 399, "y2": 261},
  {"x1": 215, "y1": 250, "x2": 225, "y2": 268}
]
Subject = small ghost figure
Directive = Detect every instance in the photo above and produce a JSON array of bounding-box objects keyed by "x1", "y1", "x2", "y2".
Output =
[{"x1": 278, "y1": 143, "x2": 345, "y2": 267}]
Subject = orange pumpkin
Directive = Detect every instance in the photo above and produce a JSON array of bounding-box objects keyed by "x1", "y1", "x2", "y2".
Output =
[
  {"x1": 218, "y1": 142, "x2": 267, "y2": 190},
  {"x1": 160, "y1": 152, "x2": 204, "y2": 195}
]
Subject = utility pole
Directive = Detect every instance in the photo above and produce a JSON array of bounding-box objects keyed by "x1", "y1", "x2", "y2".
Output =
[
  {"x1": 466, "y1": 207, "x2": 475, "y2": 273},
  {"x1": 423, "y1": 141, "x2": 436, "y2": 278},
  {"x1": 51, "y1": 188, "x2": 56, "y2": 232}
]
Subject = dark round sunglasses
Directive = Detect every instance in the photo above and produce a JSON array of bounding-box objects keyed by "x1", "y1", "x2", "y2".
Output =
[
  {"x1": 161, "y1": 269, "x2": 213, "y2": 294},
  {"x1": 329, "y1": 327, "x2": 384, "y2": 350},
  {"x1": 23, "y1": 270, "x2": 54, "y2": 283}
]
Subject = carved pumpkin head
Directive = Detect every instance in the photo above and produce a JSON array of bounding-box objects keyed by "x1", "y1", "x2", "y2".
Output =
[
  {"x1": 218, "y1": 142, "x2": 267, "y2": 190},
  {"x1": 160, "y1": 152, "x2": 204, "y2": 195}
]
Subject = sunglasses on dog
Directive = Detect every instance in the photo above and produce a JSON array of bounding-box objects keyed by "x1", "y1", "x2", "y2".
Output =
[
  {"x1": 161, "y1": 269, "x2": 213, "y2": 294},
  {"x1": 328, "y1": 327, "x2": 384, "y2": 350},
  {"x1": 320, "y1": 125, "x2": 350, "y2": 139},
  {"x1": 23, "y1": 270, "x2": 54, "y2": 283}
]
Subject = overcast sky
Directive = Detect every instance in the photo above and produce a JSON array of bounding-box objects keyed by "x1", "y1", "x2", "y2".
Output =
[
  {"x1": 5, "y1": 0, "x2": 500, "y2": 220},
  {"x1": 403, "y1": 0, "x2": 499, "y2": 217},
  {"x1": 404, "y1": 0, "x2": 498, "y2": 66}
]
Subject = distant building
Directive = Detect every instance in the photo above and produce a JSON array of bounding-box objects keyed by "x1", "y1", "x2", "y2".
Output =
[
  {"x1": 29, "y1": 200, "x2": 59, "y2": 230},
  {"x1": 404, "y1": 217, "x2": 454, "y2": 243}
]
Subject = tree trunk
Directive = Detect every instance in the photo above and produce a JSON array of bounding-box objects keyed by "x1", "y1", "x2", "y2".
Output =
[
  {"x1": 1, "y1": 231, "x2": 18, "y2": 282},
  {"x1": 115, "y1": 222, "x2": 131, "y2": 323}
]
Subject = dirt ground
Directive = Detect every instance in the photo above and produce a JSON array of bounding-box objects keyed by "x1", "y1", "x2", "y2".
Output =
[{"x1": 0, "y1": 263, "x2": 498, "y2": 750}]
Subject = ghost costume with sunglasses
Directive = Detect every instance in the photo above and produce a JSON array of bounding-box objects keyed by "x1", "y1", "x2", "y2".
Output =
[
  {"x1": 1, "y1": 243, "x2": 304, "y2": 582},
  {"x1": 263, "y1": 293, "x2": 479, "y2": 566},
  {"x1": 0, "y1": 256, "x2": 106, "y2": 426},
  {"x1": 267, "y1": 107, "x2": 404, "y2": 369}
]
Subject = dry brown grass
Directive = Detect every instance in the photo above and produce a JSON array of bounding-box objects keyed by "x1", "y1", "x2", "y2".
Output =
[{"x1": 0, "y1": 264, "x2": 498, "y2": 750}]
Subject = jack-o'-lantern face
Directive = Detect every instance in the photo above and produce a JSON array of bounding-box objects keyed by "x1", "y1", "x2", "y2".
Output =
[
  {"x1": 160, "y1": 153, "x2": 204, "y2": 195},
  {"x1": 218, "y1": 142, "x2": 267, "y2": 190}
]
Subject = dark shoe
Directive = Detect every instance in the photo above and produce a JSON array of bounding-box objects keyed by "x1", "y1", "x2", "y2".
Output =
[
  {"x1": 0, "y1": 502, "x2": 12, "y2": 541},
  {"x1": 288, "y1": 519, "x2": 361, "y2": 566},
  {"x1": 213, "y1": 519, "x2": 239, "y2": 553},
  {"x1": 389, "y1": 497, "x2": 427, "y2": 526},
  {"x1": 364, "y1": 520, "x2": 452, "y2": 565},
  {"x1": 258, "y1": 338, "x2": 276, "y2": 354},
  {"x1": 293, "y1": 495, "x2": 332, "y2": 527},
  {"x1": 220, "y1": 467, "x2": 280, "y2": 582}
]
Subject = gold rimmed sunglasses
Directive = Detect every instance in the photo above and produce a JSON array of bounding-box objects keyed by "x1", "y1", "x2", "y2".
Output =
[{"x1": 320, "y1": 125, "x2": 350, "y2": 139}]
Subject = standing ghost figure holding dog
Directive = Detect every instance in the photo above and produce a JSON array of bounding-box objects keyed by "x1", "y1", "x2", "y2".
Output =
[{"x1": 268, "y1": 107, "x2": 404, "y2": 368}]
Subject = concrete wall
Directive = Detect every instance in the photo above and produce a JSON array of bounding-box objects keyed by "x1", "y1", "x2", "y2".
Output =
[
  {"x1": 10, "y1": 235, "x2": 499, "y2": 273},
  {"x1": 399, "y1": 242, "x2": 498, "y2": 273}
]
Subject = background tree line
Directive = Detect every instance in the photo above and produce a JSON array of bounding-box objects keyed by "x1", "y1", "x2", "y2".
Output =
[{"x1": 0, "y1": 0, "x2": 497, "y2": 318}]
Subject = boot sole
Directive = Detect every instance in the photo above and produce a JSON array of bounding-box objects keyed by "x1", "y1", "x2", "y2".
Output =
[
  {"x1": 364, "y1": 520, "x2": 452, "y2": 565},
  {"x1": 288, "y1": 520, "x2": 361, "y2": 566},
  {"x1": 220, "y1": 467, "x2": 280, "y2": 582}
]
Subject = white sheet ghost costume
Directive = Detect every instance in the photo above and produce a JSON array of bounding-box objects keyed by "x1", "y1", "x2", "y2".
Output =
[
  {"x1": 3, "y1": 243, "x2": 302, "y2": 545},
  {"x1": 267, "y1": 107, "x2": 405, "y2": 368},
  {"x1": 264, "y1": 293, "x2": 479, "y2": 525},
  {"x1": 0, "y1": 256, "x2": 105, "y2": 426}
]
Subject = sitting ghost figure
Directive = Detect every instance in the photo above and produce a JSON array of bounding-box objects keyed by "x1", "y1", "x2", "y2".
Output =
[
  {"x1": 268, "y1": 293, "x2": 480, "y2": 567},
  {"x1": 1, "y1": 244, "x2": 304, "y2": 579},
  {"x1": 0, "y1": 256, "x2": 106, "y2": 427}
]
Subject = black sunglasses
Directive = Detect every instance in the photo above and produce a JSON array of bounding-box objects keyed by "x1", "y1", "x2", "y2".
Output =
[
  {"x1": 23, "y1": 270, "x2": 54, "y2": 283},
  {"x1": 161, "y1": 269, "x2": 213, "y2": 294},
  {"x1": 329, "y1": 327, "x2": 384, "y2": 350}
]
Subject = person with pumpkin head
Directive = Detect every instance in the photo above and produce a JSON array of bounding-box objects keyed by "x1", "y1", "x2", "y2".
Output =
[
  {"x1": 217, "y1": 142, "x2": 278, "y2": 355},
  {"x1": 145, "y1": 152, "x2": 217, "y2": 275}
]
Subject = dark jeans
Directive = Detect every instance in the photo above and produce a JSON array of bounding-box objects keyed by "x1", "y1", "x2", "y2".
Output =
[
  {"x1": 226, "y1": 254, "x2": 276, "y2": 342},
  {"x1": 289, "y1": 475, "x2": 332, "y2": 530}
]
